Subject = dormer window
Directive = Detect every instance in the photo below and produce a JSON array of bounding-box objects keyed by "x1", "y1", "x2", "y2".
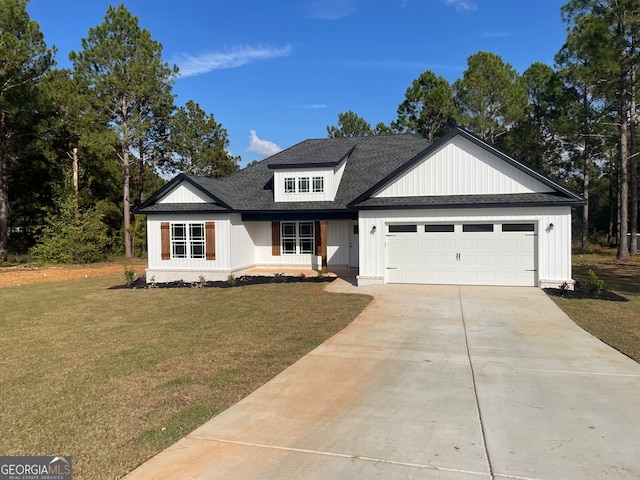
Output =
[
  {"x1": 284, "y1": 177, "x2": 295, "y2": 193},
  {"x1": 298, "y1": 177, "x2": 310, "y2": 193},
  {"x1": 313, "y1": 177, "x2": 324, "y2": 193}
]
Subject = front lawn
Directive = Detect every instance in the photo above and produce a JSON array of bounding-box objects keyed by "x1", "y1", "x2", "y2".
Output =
[
  {"x1": 0, "y1": 275, "x2": 371, "y2": 479},
  {"x1": 549, "y1": 249, "x2": 640, "y2": 363}
]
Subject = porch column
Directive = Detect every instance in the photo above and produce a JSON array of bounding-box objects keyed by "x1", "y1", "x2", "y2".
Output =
[{"x1": 319, "y1": 220, "x2": 327, "y2": 272}]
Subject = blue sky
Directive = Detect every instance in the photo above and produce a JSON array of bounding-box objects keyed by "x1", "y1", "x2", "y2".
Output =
[{"x1": 27, "y1": 0, "x2": 568, "y2": 167}]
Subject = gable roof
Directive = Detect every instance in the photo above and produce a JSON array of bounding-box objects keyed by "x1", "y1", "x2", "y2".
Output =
[{"x1": 137, "y1": 129, "x2": 585, "y2": 215}]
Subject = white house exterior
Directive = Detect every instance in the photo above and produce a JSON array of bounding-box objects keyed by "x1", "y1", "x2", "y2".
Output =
[{"x1": 137, "y1": 129, "x2": 584, "y2": 289}]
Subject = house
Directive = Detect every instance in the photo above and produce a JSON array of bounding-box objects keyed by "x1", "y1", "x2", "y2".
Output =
[{"x1": 137, "y1": 128, "x2": 585, "y2": 288}]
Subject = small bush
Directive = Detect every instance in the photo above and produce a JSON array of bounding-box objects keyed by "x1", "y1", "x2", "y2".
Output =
[
  {"x1": 559, "y1": 281, "x2": 570, "y2": 295},
  {"x1": 226, "y1": 274, "x2": 236, "y2": 287},
  {"x1": 198, "y1": 275, "x2": 206, "y2": 288},
  {"x1": 587, "y1": 269, "x2": 604, "y2": 297},
  {"x1": 124, "y1": 266, "x2": 136, "y2": 287}
]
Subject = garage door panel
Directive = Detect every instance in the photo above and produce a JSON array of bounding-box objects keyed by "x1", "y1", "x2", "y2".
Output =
[{"x1": 386, "y1": 223, "x2": 538, "y2": 287}]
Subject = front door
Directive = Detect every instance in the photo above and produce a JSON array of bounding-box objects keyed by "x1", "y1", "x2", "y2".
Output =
[{"x1": 349, "y1": 222, "x2": 359, "y2": 268}]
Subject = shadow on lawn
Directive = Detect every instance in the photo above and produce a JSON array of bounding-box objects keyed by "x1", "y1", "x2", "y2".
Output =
[{"x1": 110, "y1": 275, "x2": 336, "y2": 290}]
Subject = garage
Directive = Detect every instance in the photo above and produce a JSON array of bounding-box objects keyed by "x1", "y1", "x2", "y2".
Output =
[{"x1": 386, "y1": 222, "x2": 537, "y2": 286}]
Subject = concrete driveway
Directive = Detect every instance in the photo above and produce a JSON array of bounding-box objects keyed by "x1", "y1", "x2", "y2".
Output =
[{"x1": 126, "y1": 282, "x2": 640, "y2": 479}]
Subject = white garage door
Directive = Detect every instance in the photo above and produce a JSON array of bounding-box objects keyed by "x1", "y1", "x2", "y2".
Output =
[{"x1": 386, "y1": 222, "x2": 537, "y2": 286}]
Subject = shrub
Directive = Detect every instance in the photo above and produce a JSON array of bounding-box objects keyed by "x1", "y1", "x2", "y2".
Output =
[
  {"x1": 124, "y1": 266, "x2": 136, "y2": 287},
  {"x1": 587, "y1": 269, "x2": 604, "y2": 297},
  {"x1": 31, "y1": 198, "x2": 109, "y2": 264},
  {"x1": 226, "y1": 274, "x2": 236, "y2": 287}
]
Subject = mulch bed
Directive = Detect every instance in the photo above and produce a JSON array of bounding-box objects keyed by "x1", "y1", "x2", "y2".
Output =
[
  {"x1": 544, "y1": 281, "x2": 629, "y2": 302},
  {"x1": 111, "y1": 274, "x2": 335, "y2": 290}
]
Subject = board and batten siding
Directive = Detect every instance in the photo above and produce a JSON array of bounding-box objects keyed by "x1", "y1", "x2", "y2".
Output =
[
  {"x1": 248, "y1": 220, "x2": 350, "y2": 267},
  {"x1": 230, "y1": 214, "x2": 256, "y2": 271},
  {"x1": 357, "y1": 207, "x2": 573, "y2": 289},
  {"x1": 146, "y1": 213, "x2": 232, "y2": 282},
  {"x1": 157, "y1": 181, "x2": 217, "y2": 204},
  {"x1": 374, "y1": 136, "x2": 554, "y2": 197},
  {"x1": 272, "y1": 159, "x2": 347, "y2": 203}
]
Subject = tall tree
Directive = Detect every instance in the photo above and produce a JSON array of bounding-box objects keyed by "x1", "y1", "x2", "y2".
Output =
[
  {"x1": 69, "y1": 4, "x2": 177, "y2": 257},
  {"x1": 454, "y1": 51, "x2": 526, "y2": 145},
  {"x1": 326, "y1": 110, "x2": 373, "y2": 137},
  {"x1": 555, "y1": 22, "x2": 614, "y2": 250},
  {"x1": 561, "y1": 0, "x2": 640, "y2": 260},
  {"x1": 394, "y1": 70, "x2": 456, "y2": 141},
  {"x1": 498, "y1": 63, "x2": 566, "y2": 177},
  {"x1": 169, "y1": 100, "x2": 238, "y2": 177},
  {"x1": 0, "y1": 0, "x2": 54, "y2": 260}
]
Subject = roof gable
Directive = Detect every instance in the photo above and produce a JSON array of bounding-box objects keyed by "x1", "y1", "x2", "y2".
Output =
[
  {"x1": 158, "y1": 181, "x2": 217, "y2": 204},
  {"x1": 373, "y1": 134, "x2": 552, "y2": 198},
  {"x1": 352, "y1": 128, "x2": 582, "y2": 205}
]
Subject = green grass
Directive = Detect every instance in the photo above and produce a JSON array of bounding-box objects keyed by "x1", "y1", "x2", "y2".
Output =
[
  {"x1": 549, "y1": 248, "x2": 640, "y2": 363},
  {"x1": 0, "y1": 276, "x2": 371, "y2": 479}
]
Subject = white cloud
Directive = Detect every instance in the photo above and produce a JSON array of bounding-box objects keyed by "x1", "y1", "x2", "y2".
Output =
[
  {"x1": 443, "y1": 0, "x2": 478, "y2": 12},
  {"x1": 248, "y1": 130, "x2": 282, "y2": 158},
  {"x1": 175, "y1": 44, "x2": 292, "y2": 78},
  {"x1": 308, "y1": 0, "x2": 357, "y2": 19}
]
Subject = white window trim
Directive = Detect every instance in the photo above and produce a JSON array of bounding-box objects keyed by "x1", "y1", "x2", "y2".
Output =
[
  {"x1": 171, "y1": 222, "x2": 206, "y2": 259},
  {"x1": 312, "y1": 176, "x2": 324, "y2": 193},
  {"x1": 281, "y1": 221, "x2": 315, "y2": 255},
  {"x1": 284, "y1": 177, "x2": 296, "y2": 193}
]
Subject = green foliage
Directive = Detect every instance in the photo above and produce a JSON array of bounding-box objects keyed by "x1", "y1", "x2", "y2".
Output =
[
  {"x1": 227, "y1": 274, "x2": 236, "y2": 287},
  {"x1": 327, "y1": 110, "x2": 373, "y2": 137},
  {"x1": 587, "y1": 269, "x2": 605, "y2": 297},
  {"x1": 497, "y1": 63, "x2": 566, "y2": 179},
  {"x1": 124, "y1": 265, "x2": 137, "y2": 287},
  {"x1": 394, "y1": 70, "x2": 456, "y2": 141},
  {"x1": 69, "y1": 4, "x2": 178, "y2": 257},
  {"x1": 454, "y1": 51, "x2": 526, "y2": 145},
  {"x1": 170, "y1": 100, "x2": 238, "y2": 177},
  {"x1": 30, "y1": 197, "x2": 109, "y2": 264},
  {"x1": 0, "y1": 0, "x2": 56, "y2": 260}
]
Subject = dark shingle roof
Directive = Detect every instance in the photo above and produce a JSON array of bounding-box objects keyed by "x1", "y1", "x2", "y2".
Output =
[
  {"x1": 137, "y1": 130, "x2": 585, "y2": 215},
  {"x1": 355, "y1": 192, "x2": 585, "y2": 209},
  {"x1": 197, "y1": 134, "x2": 434, "y2": 212}
]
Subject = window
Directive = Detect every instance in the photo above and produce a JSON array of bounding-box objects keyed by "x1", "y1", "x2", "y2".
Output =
[
  {"x1": 284, "y1": 177, "x2": 295, "y2": 193},
  {"x1": 190, "y1": 224, "x2": 205, "y2": 258},
  {"x1": 425, "y1": 224, "x2": 455, "y2": 233},
  {"x1": 389, "y1": 224, "x2": 418, "y2": 233},
  {"x1": 298, "y1": 177, "x2": 310, "y2": 193},
  {"x1": 463, "y1": 224, "x2": 494, "y2": 233},
  {"x1": 281, "y1": 221, "x2": 315, "y2": 254},
  {"x1": 502, "y1": 223, "x2": 535, "y2": 232},
  {"x1": 171, "y1": 222, "x2": 206, "y2": 259},
  {"x1": 313, "y1": 176, "x2": 324, "y2": 193}
]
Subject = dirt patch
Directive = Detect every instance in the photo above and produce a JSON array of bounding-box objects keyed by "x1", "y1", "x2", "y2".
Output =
[{"x1": 0, "y1": 263, "x2": 139, "y2": 288}]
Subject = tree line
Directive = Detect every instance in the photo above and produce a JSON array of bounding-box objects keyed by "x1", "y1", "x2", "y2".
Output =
[
  {"x1": 327, "y1": 1, "x2": 640, "y2": 259},
  {"x1": 0, "y1": 1, "x2": 237, "y2": 262}
]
